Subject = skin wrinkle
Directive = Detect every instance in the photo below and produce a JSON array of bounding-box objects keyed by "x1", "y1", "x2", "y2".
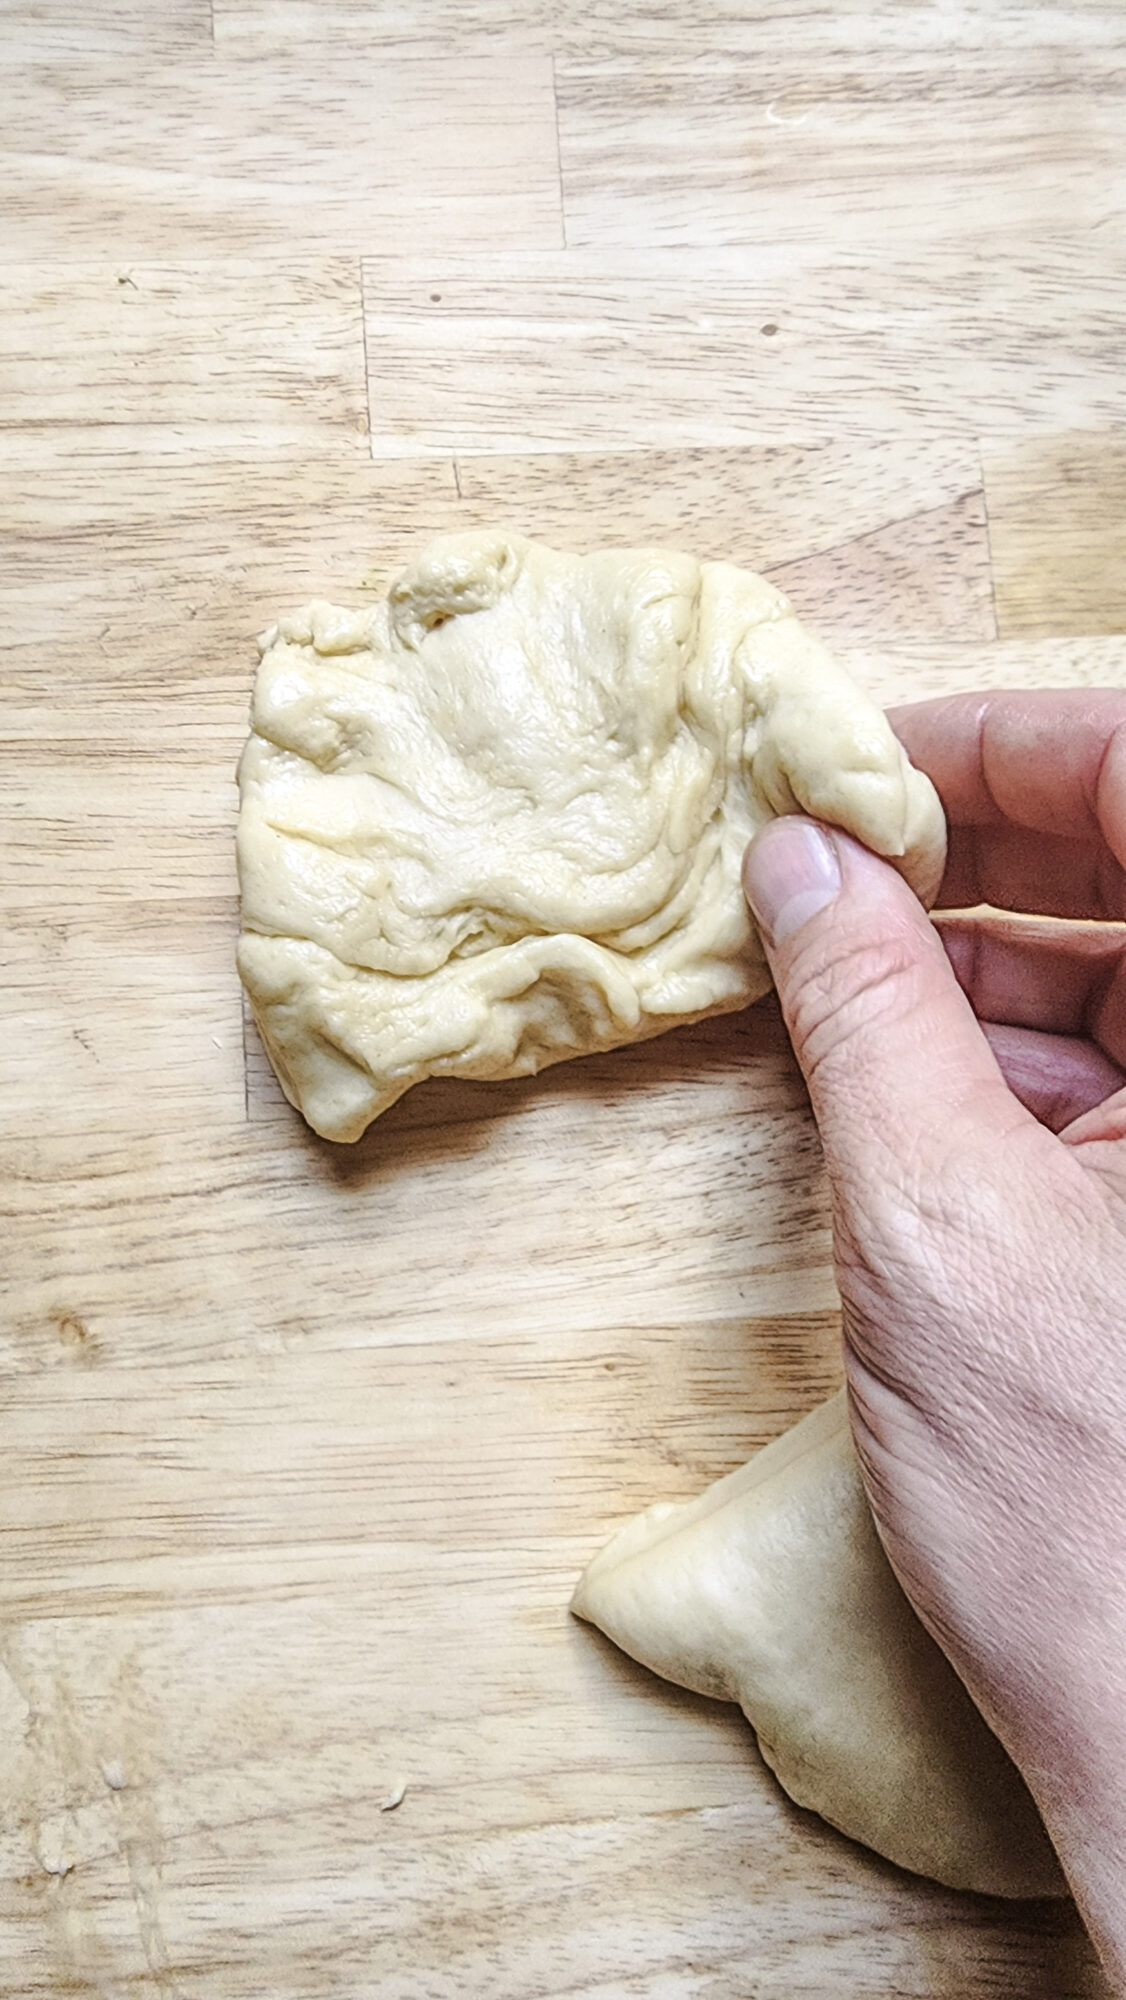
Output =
[
  {"x1": 1096, "y1": 838, "x2": 1126, "y2": 921},
  {"x1": 782, "y1": 926, "x2": 929, "y2": 1094},
  {"x1": 1069, "y1": 1102, "x2": 1126, "y2": 1161},
  {"x1": 832, "y1": 1100, "x2": 1006, "y2": 1270},
  {"x1": 845, "y1": 1267, "x2": 1125, "y2": 1687},
  {"x1": 968, "y1": 691, "x2": 1004, "y2": 824},
  {"x1": 817, "y1": 1017, "x2": 1026, "y2": 1203},
  {"x1": 830, "y1": 1138, "x2": 1040, "y2": 1373},
  {"x1": 835, "y1": 1368, "x2": 1030, "y2": 1693},
  {"x1": 835, "y1": 1181, "x2": 1016, "y2": 1414}
]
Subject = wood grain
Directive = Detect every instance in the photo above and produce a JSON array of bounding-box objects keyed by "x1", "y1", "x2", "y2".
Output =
[
  {"x1": 214, "y1": 0, "x2": 549, "y2": 56},
  {"x1": 0, "y1": 263, "x2": 368, "y2": 464},
  {"x1": 984, "y1": 435, "x2": 1126, "y2": 638},
  {"x1": 0, "y1": 440, "x2": 989, "y2": 668},
  {"x1": 363, "y1": 246, "x2": 1126, "y2": 452},
  {"x1": 2, "y1": 0, "x2": 1124, "y2": 1992},
  {"x1": 0, "y1": 0, "x2": 210, "y2": 51},
  {"x1": 453, "y1": 444, "x2": 994, "y2": 642},
  {"x1": 843, "y1": 632, "x2": 1126, "y2": 709},
  {"x1": 0, "y1": 456, "x2": 458, "y2": 656},
  {"x1": 2, "y1": 52, "x2": 562, "y2": 260},
  {"x1": 557, "y1": 64, "x2": 1125, "y2": 255},
  {"x1": 214, "y1": 0, "x2": 1125, "y2": 77},
  {"x1": 0, "y1": 1581, "x2": 1099, "y2": 1997}
]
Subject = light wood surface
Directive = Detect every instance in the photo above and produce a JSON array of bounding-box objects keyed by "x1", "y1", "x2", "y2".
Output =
[{"x1": 2, "y1": 4, "x2": 1124, "y2": 1994}]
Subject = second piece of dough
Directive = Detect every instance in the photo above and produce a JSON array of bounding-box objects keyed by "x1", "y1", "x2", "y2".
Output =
[{"x1": 571, "y1": 1393, "x2": 1065, "y2": 1899}]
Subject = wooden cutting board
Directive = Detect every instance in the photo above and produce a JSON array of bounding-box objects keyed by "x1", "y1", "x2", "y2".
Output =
[{"x1": 3, "y1": 5, "x2": 1125, "y2": 1994}]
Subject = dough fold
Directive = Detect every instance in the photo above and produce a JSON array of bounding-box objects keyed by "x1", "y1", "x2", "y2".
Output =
[
  {"x1": 237, "y1": 533, "x2": 946, "y2": 1142},
  {"x1": 571, "y1": 1393, "x2": 1065, "y2": 1899}
]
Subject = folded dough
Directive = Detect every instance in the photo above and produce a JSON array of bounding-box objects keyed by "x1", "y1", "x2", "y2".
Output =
[
  {"x1": 237, "y1": 532, "x2": 945, "y2": 1142},
  {"x1": 571, "y1": 1393, "x2": 1065, "y2": 1898}
]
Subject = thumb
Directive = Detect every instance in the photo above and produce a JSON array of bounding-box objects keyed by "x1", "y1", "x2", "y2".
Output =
[{"x1": 742, "y1": 816, "x2": 1032, "y2": 1192}]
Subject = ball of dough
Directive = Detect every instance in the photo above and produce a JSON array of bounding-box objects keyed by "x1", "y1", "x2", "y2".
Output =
[{"x1": 237, "y1": 533, "x2": 946, "y2": 1142}]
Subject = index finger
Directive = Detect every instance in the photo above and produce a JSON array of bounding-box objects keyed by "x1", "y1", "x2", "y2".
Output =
[{"x1": 887, "y1": 689, "x2": 1126, "y2": 918}]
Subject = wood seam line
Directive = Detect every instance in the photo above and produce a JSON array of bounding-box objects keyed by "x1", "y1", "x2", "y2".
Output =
[
  {"x1": 241, "y1": 992, "x2": 250, "y2": 1125},
  {"x1": 551, "y1": 51, "x2": 567, "y2": 251},
  {"x1": 359, "y1": 257, "x2": 376, "y2": 461},
  {"x1": 772, "y1": 485, "x2": 985, "y2": 572},
  {"x1": 977, "y1": 438, "x2": 1001, "y2": 644}
]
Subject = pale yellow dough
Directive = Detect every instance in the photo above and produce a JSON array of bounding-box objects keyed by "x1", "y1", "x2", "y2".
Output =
[
  {"x1": 571, "y1": 1394, "x2": 1065, "y2": 1898},
  {"x1": 237, "y1": 532, "x2": 945, "y2": 1142}
]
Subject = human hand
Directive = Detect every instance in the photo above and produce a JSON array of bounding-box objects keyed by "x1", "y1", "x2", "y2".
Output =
[{"x1": 741, "y1": 691, "x2": 1126, "y2": 1984}]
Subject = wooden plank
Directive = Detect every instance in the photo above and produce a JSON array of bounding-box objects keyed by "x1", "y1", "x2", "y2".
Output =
[
  {"x1": 1, "y1": 52, "x2": 562, "y2": 260},
  {"x1": 452, "y1": 443, "x2": 994, "y2": 643},
  {"x1": 556, "y1": 65, "x2": 1125, "y2": 255},
  {"x1": 769, "y1": 491, "x2": 992, "y2": 645},
  {"x1": 363, "y1": 246, "x2": 1126, "y2": 452},
  {"x1": 0, "y1": 263, "x2": 368, "y2": 465},
  {"x1": 2, "y1": 761, "x2": 235, "y2": 940},
  {"x1": 551, "y1": 2, "x2": 1126, "y2": 83},
  {"x1": 984, "y1": 435, "x2": 1126, "y2": 638},
  {"x1": 2, "y1": 914, "x2": 247, "y2": 1152},
  {"x1": 2, "y1": 1013, "x2": 840, "y2": 1362},
  {"x1": 0, "y1": 1326, "x2": 844, "y2": 1564},
  {"x1": 0, "y1": 456, "x2": 459, "y2": 657},
  {"x1": 214, "y1": 0, "x2": 1126, "y2": 80},
  {"x1": 0, "y1": 0, "x2": 210, "y2": 51},
  {"x1": 214, "y1": 0, "x2": 548, "y2": 56}
]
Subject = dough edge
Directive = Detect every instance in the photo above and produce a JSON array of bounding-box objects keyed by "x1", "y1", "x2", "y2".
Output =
[{"x1": 572, "y1": 1393, "x2": 1067, "y2": 1901}]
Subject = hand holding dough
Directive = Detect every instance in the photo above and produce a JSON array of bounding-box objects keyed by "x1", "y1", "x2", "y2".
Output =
[
  {"x1": 572, "y1": 1394, "x2": 1065, "y2": 1899},
  {"x1": 237, "y1": 533, "x2": 945, "y2": 1142}
]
